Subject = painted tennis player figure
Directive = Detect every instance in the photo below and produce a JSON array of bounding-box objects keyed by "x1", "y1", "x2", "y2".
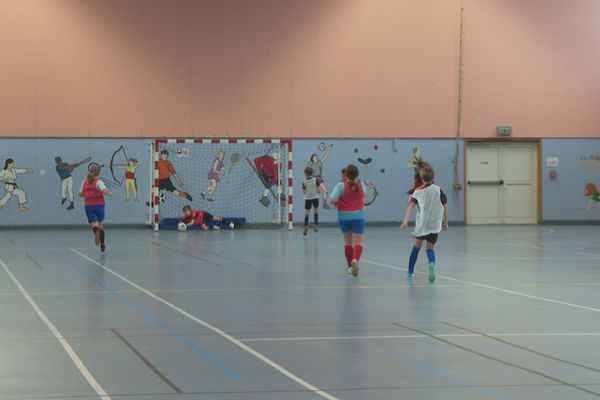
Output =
[
  {"x1": 0, "y1": 158, "x2": 33, "y2": 212},
  {"x1": 329, "y1": 164, "x2": 367, "y2": 277},
  {"x1": 157, "y1": 150, "x2": 192, "y2": 201},
  {"x1": 201, "y1": 149, "x2": 228, "y2": 202},
  {"x1": 308, "y1": 144, "x2": 332, "y2": 209},
  {"x1": 79, "y1": 165, "x2": 113, "y2": 253},
  {"x1": 401, "y1": 165, "x2": 449, "y2": 282},
  {"x1": 180, "y1": 205, "x2": 234, "y2": 231}
]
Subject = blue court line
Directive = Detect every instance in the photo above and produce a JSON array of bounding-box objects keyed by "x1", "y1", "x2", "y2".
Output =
[
  {"x1": 394, "y1": 351, "x2": 513, "y2": 400},
  {"x1": 68, "y1": 262, "x2": 239, "y2": 380}
]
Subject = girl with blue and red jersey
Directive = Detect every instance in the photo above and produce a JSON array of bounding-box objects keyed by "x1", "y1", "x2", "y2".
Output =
[
  {"x1": 79, "y1": 165, "x2": 112, "y2": 252},
  {"x1": 328, "y1": 164, "x2": 367, "y2": 277}
]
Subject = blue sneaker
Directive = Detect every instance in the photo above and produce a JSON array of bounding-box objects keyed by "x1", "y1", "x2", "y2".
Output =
[
  {"x1": 407, "y1": 271, "x2": 414, "y2": 279},
  {"x1": 428, "y1": 263, "x2": 436, "y2": 282},
  {"x1": 347, "y1": 267, "x2": 353, "y2": 275}
]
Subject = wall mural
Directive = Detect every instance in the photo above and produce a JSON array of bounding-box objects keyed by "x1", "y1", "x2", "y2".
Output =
[
  {"x1": 585, "y1": 183, "x2": 600, "y2": 212},
  {"x1": 308, "y1": 143, "x2": 333, "y2": 209},
  {"x1": 54, "y1": 156, "x2": 91, "y2": 210},
  {"x1": 0, "y1": 158, "x2": 33, "y2": 212}
]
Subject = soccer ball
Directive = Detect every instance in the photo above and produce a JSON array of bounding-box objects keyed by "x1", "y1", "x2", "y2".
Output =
[
  {"x1": 159, "y1": 193, "x2": 167, "y2": 204},
  {"x1": 177, "y1": 222, "x2": 187, "y2": 232}
]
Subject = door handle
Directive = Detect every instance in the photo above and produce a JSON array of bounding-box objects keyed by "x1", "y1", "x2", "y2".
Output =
[{"x1": 468, "y1": 180, "x2": 504, "y2": 185}]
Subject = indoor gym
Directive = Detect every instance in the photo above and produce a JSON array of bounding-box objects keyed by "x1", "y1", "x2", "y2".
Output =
[{"x1": 1, "y1": 1, "x2": 600, "y2": 400}]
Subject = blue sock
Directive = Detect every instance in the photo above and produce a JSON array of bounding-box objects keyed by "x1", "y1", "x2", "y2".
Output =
[
  {"x1": 427, "y1": 249, "x2": 435, "y2": 265},
  {"x1": 408, "y1": 246, "x2": 420, "y2": 273}
]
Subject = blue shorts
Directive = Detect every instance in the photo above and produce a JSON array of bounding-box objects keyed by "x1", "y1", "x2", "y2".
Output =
[
  {"x1": 85, "y1": 205, "x2": 105, "y2": 223},
  {"x1": 338, "y1": 219, "x2": 365, "y2": 234}
]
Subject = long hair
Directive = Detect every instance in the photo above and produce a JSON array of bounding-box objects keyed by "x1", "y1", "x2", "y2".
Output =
[
  {"x1": 3, "y1": 159, "x2": 13, "y2": 170},
  {"x1": 345, "y1": 164, "x2": 359, "y2": 191},
  {"x1": 86, "y1": 165, "x2": 100, "y2": 184}
]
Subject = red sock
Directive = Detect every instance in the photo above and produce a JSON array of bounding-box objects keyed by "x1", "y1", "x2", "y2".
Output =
[
  {"x1": 353, "y1": 245, "x2": 363, "y2": 261},
  {"x1": 344, "y1": 245, "x2": 353, "y2": 266}
]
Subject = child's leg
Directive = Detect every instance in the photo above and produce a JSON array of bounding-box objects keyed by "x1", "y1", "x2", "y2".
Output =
[
  {"x1": 304, "y1": 210, "x2": 310, "y2": 227},
  {"x1": 313, "y1": 201, "x2": 319, "y2": 226},
  {"x1": 352, "y1": 232, "x2": 363, "y2": 261},
  {"x1": 343, "y1": 231, "x2": 354, "y2": 267},
  {"x1": 408, "y1": 239, "x2": 423, "y2": 275},
  {"x1": 426, "y1": 242, "x2": 436, "y2": 265}
]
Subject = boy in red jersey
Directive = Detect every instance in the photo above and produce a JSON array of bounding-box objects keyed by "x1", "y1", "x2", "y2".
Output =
[{"x1": 180, "y1": 205, "x2": 234, "y2": 231}]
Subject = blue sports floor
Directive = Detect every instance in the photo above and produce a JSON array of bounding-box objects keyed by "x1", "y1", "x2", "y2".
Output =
[{"x1": 1, "y1": 226, "x2": 599, "y2": 400}]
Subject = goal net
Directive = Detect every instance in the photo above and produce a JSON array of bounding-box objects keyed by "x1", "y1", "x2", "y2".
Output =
[{"x1": 152, "y1": 139, "x2": 293, "y2": 230}]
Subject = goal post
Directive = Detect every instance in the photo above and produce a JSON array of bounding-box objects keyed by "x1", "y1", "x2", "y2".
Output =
[{"x1": 152, "y1": 138, "x2": 293, "y2": 231}]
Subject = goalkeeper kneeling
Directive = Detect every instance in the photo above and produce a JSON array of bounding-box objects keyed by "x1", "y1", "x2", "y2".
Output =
[{"x1": 179, "y1": 205, "x2": 235, "y2": 231}]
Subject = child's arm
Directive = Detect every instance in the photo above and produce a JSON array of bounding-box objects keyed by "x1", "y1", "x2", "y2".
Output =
[
  {"x1": 102, "y1": 188, "x2": 113, "y2": 197},
  {"x1": 401, "y1": 202, "x2": 416, "y2": 229},
  {"x1": 442, "y1": 204, "x2": 449, "y2": 231}
]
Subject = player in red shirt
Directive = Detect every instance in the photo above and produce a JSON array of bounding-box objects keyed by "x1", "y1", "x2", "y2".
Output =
[{"x1": 180, "y1": 205, "x2": 234, "y2": 231}]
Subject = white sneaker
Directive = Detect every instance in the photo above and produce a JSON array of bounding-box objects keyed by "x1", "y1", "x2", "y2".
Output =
[
  {"x1": 229, "y1": 222, "x2": 235, "y2": 229},
  {"x1": 212, "y1": 225, "x2": 221, "y2": 230}
]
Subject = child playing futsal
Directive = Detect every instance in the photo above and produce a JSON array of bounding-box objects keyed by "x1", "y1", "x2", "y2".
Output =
[
  {"x1": 79, "y1": 165, "x2": 112, "y2": 253},
  {"x1": 401, "y1": 165, "x2": 448, "y2": 282},
  {"x1": 329, "y1": 164, "x2": 367, "y2": 277},
  {"x1": 180, "y1": 205, "x2": 235, "y2": 231},
  {"x1": 302, "y1": 167, "x2": 321, "y2": 236}
]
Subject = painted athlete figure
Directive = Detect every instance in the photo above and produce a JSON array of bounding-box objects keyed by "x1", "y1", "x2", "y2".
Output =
[
  {"x1": 0, "y1": 159, "x2": 33, "y2": 212},
  {"x1": 201, "y1": 149, "x2": 228, "y2": 201},
  {"x1": 157, "y1": 150, "x2": 192, "y2": 201}
]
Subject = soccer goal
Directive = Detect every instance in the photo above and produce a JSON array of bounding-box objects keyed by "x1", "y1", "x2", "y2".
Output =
[{"x1": 152, "y1": 139, "x2": 293, "y2": 231}]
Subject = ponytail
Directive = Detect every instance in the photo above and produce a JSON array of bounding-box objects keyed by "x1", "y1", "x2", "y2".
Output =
[
  {"x1": 87, "y1": 165, "x2": 100, "y2": 184},
  {"x1": 345, "y1": 164, "x2": 359, "y2": 192}
]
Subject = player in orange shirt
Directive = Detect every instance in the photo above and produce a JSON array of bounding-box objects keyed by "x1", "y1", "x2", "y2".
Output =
[{"x1": 157, "y1": 150, "x2": 192, "y2": 201}]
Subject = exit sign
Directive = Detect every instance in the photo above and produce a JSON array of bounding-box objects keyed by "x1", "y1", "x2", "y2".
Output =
[{"x1": 496, "y1": 126, "x2": 512, "y2": 136}]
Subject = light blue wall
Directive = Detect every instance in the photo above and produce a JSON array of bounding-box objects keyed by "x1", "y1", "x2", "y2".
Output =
[
  {"x1": 542, "y1": 139, "x2": 600, "y2": 221},
  {"x1": 1, "y1": 137, "x2": 597, "y2": 226},
  {"x1": 0, "y1": 139, "x2": 152, "y2": 225},
  {"x1": 293, "y1": 139, "x2": 465, "y2": 223}
]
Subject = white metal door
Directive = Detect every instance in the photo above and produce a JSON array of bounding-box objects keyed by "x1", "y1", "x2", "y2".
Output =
[
  {"x1": 466, "y1": 145, "x2": 502, "y2": 224},
  {"x1": 466, "y1": 142, "x2": 538, "y2": 224}
]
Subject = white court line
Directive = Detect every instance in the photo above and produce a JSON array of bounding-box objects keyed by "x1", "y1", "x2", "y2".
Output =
[
  {"x1": 240, "y1": 332, "x2": 600, "y2": 342},
  {"x1": 70, "y1": 249, "x2": 338, "y2": 400},
  {"x1": 364, "y1": 260, "x2": 600, "y2": 314},
  {"x1": 505, "y1": 242, "x2": 600, "y2": 258},
  {"x1": 0, "y1": 258, "x2": 111, "y2": 400}
]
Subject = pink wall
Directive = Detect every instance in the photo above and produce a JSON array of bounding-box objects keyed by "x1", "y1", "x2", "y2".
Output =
[
  {"x1": 462, "y1": 0, "x2": 600, "y2": 138},
  {"x1": 0, "y1": 0, "x2": 598, "y2": 138}
]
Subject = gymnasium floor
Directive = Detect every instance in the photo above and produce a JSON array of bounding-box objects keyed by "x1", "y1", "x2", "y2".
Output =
[{"x1": 1, "y1": 225, "x2": 599, "y2": 400}]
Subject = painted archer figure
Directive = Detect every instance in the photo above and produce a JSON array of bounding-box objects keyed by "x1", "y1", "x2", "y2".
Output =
[{"x1": 113, "y1": 158, "x2": 140, "y2": 201}]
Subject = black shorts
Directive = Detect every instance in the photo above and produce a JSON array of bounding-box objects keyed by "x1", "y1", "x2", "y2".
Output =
[
  {"x1": 203, "y1": 212, "x2": 214, "y2": 222},
  {"x1": 305, "y1": 199, "x2": 319, "y2": 210},
  {"x1": 416, "y1": 233, "x2": 439, "y2": 244},
  {"x1": 158, "y1": 178, "x2": 176, "y2": 192}
]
